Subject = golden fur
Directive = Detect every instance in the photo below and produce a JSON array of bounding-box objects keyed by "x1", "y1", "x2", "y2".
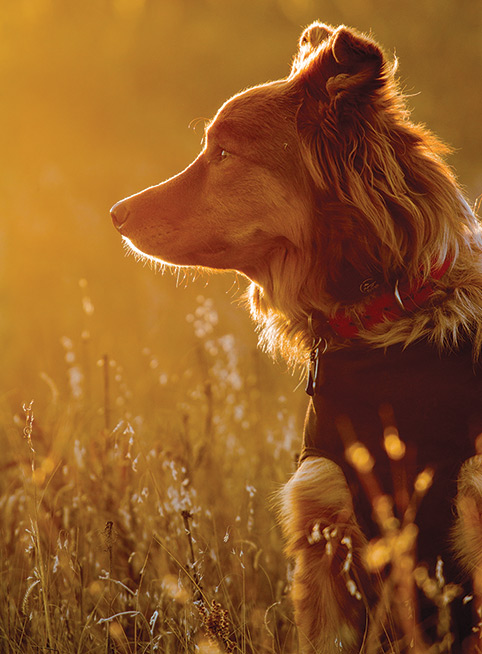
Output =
[
  {"x1": 111, "y1": 21, "x2": 482, "y2": 653},
  {"x1": 279, "y1": 457, "x2": 369, "y2": 652},
  {"x1": 454, "y1": 456, "x2": 482, "y2": 577}
]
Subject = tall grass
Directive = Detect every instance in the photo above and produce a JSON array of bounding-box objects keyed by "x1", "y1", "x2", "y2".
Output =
[
  {"x1": 0, "y1": 295, "x2": 301, "y2": 653},
  {"x1": 2, "y1": 293, "x2": 476, "y2": 653}
]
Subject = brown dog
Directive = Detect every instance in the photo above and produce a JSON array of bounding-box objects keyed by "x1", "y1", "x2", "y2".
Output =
[{"x1": 111, "y1": 23, "x2": 482, "y2": 652}]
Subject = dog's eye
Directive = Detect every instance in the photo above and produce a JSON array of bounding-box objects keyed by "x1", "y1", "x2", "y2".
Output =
[{"x1": 208, "y1": 147, "x2": 232, "y2": 164}]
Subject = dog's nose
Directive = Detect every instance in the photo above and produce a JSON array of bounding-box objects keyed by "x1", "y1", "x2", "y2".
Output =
[{"x1": 110, "y1": 201, "x2": 130, "y2": 230}]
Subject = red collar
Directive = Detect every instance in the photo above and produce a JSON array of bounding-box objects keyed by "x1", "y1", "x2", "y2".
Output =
[{"x1": 328, "y1": 258, "x2": 452, "y2": 339}]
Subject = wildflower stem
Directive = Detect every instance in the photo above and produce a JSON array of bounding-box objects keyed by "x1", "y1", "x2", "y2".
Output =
[{"x1": 181, "y1": 510, "x2": 202, "y2": 602}]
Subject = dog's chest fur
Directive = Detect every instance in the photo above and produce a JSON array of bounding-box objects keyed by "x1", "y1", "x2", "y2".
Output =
[{"x1": 301, "y1": 339, "x2": 482, "y2": 571}]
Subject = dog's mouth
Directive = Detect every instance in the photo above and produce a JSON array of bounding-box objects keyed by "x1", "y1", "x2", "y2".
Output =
[{"x1": 112, "y1": 200, "x2": 233, "y2": 267}]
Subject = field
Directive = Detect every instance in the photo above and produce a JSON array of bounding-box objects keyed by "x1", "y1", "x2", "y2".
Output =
[
  {"x1": 1, "y1": 291, "x2": 304, "y2": 653},
  {"x1": 1, "y1": 1, "x2": 481, "y2": 652}
]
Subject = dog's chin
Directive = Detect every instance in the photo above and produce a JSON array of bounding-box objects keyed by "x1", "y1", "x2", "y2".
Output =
[
  {"x1": 122, "y1": 236, "x2": 164, "y2": 265},
  {"x1": 121, "y1": 234, "x2": 282, "y2": 286},
  {"x1": 121, "y1": 235, "x2": 235, "y2": 273}
]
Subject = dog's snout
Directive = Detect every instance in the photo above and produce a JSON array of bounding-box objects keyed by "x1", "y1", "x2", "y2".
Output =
[{"x1": 110, "y1": 201, "x2": 130, "y2": 230}]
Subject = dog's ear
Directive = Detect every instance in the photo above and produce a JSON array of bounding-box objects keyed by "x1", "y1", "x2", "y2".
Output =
[
  {"x1": 291, "y1": 22, "x2": 334, "y2": 74},
  {"x1": 295, "y1": 25, "x2": 386, "y2": 106},
  {"x1": 326, "y1": 27, "x2": 384, "y2": 101}
]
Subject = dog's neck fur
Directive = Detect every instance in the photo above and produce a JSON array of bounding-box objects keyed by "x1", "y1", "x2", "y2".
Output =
[{"x1": 249, "y1": 196, "x2": 482, "y2": 367}]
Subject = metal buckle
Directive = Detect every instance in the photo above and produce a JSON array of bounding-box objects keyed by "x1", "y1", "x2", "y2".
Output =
[
  {"x1": 393, "y1": 280, "x2": 407, "y2": 312},
  {"x1": 305, "y1": 318, "x2": 328, "y2": 396}
]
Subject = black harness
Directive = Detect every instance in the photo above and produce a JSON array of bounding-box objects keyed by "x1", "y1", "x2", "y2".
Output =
[{"x1": 301, "y1": 339, "x2": 482, "y2": 572}]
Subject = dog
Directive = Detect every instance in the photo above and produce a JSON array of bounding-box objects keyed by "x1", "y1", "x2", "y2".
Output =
[{"x1": 111, "y1": 22, "x2": 482, "y2": 652}]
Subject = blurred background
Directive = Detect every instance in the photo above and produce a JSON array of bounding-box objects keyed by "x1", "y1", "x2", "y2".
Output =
[{"x1": 1, "y1": 0, "x2": 481, "y2": 412}]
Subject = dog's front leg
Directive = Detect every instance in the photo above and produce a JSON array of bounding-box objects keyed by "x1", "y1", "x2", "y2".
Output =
[
  {"x1": 279, "y1": 456, "x2": 368, "y2": 653},
  {"x1": 454, "y1": 455, "x2": 482, "y2": 578},
  {"x1": 454, "y1": 455, "x2": 482, "y2": 639}
]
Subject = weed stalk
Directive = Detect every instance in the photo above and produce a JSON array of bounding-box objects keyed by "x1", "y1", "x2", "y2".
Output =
[
  {"x1": 103, "y1": 354, "x2": 111, "y2": 431},
  {"x1": 181, "y1": 510, "x2": 202, "y2": 603}
]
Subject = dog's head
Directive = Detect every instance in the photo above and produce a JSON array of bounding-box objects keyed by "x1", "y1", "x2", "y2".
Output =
[
  {"x1": 110, "y1": 76, "x2": 310, "y2": 285},
  {"x1": 112, "y1": 23, "x2": 469, "y2": 361}
]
